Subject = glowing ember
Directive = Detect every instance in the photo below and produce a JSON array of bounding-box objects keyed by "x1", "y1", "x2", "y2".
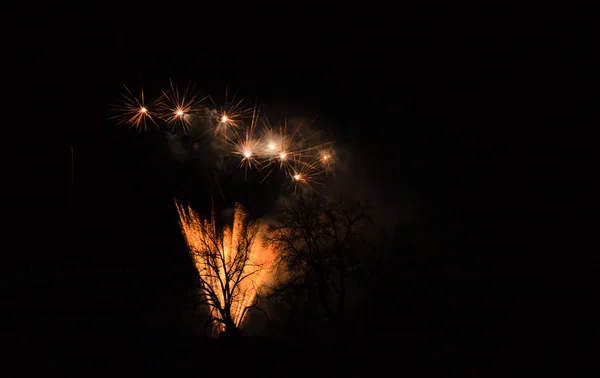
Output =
[
  {"x1": 279, "y1": 152, "x2": 287, "y2": 159},
  {"x1": 221, "y1": 115, "x2": 228, "y2": 123},
  {"x1": 175, "y1": 201, "x2": 275, "y2": 336},
  {"x1": 268, "y1": 143, "x2": 275, "y2": 150},
  {"x1": 140, "y1": 107, "x2": 147, "y2": 113},
  {"x1": 176, "y1": 110, "x2": 184, "y2": 116},
  {"x1": 244, "y1": 151, "x2": 252, "y2": 158},
  {"x1": 294, "y1": 174, "x2": 301, "y2": 181}
]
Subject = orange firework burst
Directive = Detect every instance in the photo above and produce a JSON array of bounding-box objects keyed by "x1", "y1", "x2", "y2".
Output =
[
  {"x1": 110, "y1": 85, "x2": 158, "y2": 131},
  {"x1": 317, "y1": 148, "x2": 336, "y2": 174},
  {"x1": 175, "y1": 200, "x2": 275, "y2": 336},
  {"x1": 157, "y1": 80, "x2": 207, "y2": 132},
  {"x1": 255, "y1": 119, "x2": 334, "y2": 188},
  {"x1": 208, "y1": 89, "x2": 254, "y2": 135},
  {"x1": 257, "y1": 120, "x2": 295, "y2": 172},
  {"x1": 226, "y1": 106, "x2": 262, "y2": 171},
  {"x1": 288, "y1": 157, "x2": 323, "y2": 193},
  {"x1": 110, "y1": 81, "x2": 337, "y2": 193}
]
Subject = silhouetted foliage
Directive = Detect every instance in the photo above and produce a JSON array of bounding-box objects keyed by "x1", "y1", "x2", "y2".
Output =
[{"x1": 266, "y1": 193, "x2": 374, "y2": 332}]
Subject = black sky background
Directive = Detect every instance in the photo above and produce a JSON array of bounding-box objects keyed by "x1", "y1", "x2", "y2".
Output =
[
  {"x1": 71, "y1": 32, "x2": 512, "y2": 273},
  {"x1": 67, "y1": 32, "x2": 514, "y2": 353},
  {"x1": 9, "y1": 21, "x2": 598, "y2": 375},
  {"x1": 10, "y1": 31, "x2": 527, "y2": 375}
]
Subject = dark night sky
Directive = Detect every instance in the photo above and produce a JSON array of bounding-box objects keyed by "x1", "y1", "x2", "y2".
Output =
[
  {"x1": 1, "y1": 30, "x2": 526, "y2": 376},
  {"x1": 65, "y1": 35, "x2": 517, "y2": 352},
  {"x1": 69, "y1": 33, "x2": 511, "y2": 275},
  {"x1": 17, "y1": 25, "x2": 600, "y2": 376},
  {"x1": 19, "y1": 30, "x2": 514, "y2": 333},
  {"x1": 6, "y1": 14, "x2": 597, "y2": 375}
]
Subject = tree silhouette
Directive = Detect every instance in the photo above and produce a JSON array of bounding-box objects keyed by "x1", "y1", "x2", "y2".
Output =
[
  {"x1": 176, "y1": 201, "x2": 274, "y2": 337},
  {"x1": 266, "y1": 193, "x2": 369, "y2": 330}
]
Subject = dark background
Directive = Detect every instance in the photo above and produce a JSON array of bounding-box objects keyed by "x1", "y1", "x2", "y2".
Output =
[{"x1": 13, "y1": 32, "x2": 520, "y2": 376}]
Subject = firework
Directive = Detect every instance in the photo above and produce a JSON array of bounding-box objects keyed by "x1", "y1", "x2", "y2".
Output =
[
  {"x1": 207, "y1": 88, "x2": 254, "y2": 135},
  {"x1": 226, "y1": 106, "x2": 262, "y2": 173},
  {"x1": 255, "y1": 119, "x2": 334, "y2": 187},
  {"x1": 156, "y1": 80, "x2": 208, "y2": 132},
  {"x1": 111, "y1": 81, "x2": 336, "y2": 192},
  {"x1": 289, "y1": 157, "x2": 323, "y2": 193},
  {"x1": 109, "y1": 85, "x2": 158, "y2": 131},
  {"x1": 176, "y1": 200, "x2": 275, "y2": 336}
]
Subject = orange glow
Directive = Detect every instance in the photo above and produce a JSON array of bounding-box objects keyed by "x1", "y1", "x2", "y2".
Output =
[{"x1": 175, "y1": 201, "x2": 275, "y2": 336}]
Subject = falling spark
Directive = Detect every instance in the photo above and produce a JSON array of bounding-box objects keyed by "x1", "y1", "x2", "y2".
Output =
[{"x1": 175, "y1": 200, "x2": 275, "y2": 336}]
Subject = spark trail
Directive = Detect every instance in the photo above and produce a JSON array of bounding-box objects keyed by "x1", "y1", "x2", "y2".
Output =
[
  {"x1": 175, "y1": 200, "x2": 275, "y2": 336},
  {"x1": 111, "y1": 83, "x2": 336, "y2": 192}
]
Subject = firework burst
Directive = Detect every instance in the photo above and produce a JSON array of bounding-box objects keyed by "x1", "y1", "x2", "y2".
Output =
[
  {"x1": 208, "y1": 88, "x2": 253, "y2": 135},
  {"x1": 226, "y1": 106, "x2": 262, "y2": 174},
  {"x1": 111, "y1": 81, "x2": 337, "y2": 192},
  {"x1": 156, "y1": 80, "x2": 208, "y2": 133},
  {"x1": 109, "y1": 85, "x2": 158, "y2": 131},
  {"x1": 289, "y1": 157, "x2": 324, "y2": 193},
  {"x1": 176, "y1": 200, "x2": 275, "y2": 336}
]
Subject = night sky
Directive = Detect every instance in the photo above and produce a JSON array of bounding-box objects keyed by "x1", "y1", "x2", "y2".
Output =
[
  {"x1": 16, "y1": 31, "x2": 521, "y2": 375},
  {"x1": 70, "y1": 32, "x2": 511, "y2": 273}
]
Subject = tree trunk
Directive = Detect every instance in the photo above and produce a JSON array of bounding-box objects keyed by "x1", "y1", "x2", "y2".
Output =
[{"x1": 218, "y1": 318, "x2": 240, "y2": 345}]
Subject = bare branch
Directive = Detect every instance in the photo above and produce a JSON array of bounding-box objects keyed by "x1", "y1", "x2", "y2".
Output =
[{"x1": 176, "y1": 199, "x2": 274, "y2": 337}]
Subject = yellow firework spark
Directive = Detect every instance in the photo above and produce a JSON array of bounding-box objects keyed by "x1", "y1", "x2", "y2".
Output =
[
  {"x1": 110, "y1": 85, "x2": 158, "y2": 131},
  {"x1": 226, "y1": 106, "x2": 262, "y2": 171},
  {"x1": 288, "y1": 157, "x2": 323, "y2": 193},
  {"x1": 257, "y1": 120, "x2": 295, "y2": 172},
  {"x1": 175, "y1": 200, "x2": 275, "y2": 336},
  {"x1": 111, "y1": 82, "x2": 337, "y2": 192},
  {"x1": 157, "y1": 80, "x2": 207, "y2": 132},
  {"x1": 255, "y1": 119, "x2": 334, "y2": 187},
  {"x1": 208, "y1": 89, "x2": 254, "y2": 135},
  {"x1": 318, "y1": 148, "x2": 335, "y2": 174}
]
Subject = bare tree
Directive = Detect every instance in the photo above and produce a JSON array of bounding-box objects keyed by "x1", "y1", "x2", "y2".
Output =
[
  {"x1": 266, "y1": 193, "x2": 370, "y2": 328},
  {"x1": 176, "y1": 201, "x2": 274, "y2": 337}
]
